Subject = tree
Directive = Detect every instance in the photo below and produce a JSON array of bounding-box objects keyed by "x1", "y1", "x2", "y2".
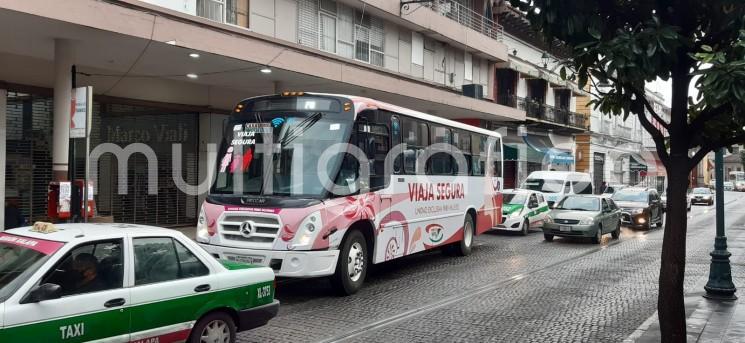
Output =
[{"x1": 507, "y1": 1, "x2": 745, "y2": 341}]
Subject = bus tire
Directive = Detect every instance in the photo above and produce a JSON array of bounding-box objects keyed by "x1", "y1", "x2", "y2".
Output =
[
  {"x1": 453, "y1": 215, "x2": 475, "y2": 256},
  {"x1": 331, "y1": 230, "x2": 367, "y2": 296},
  {"x1": 189, "y1": 311, "x2": 236, "y2": 343}
]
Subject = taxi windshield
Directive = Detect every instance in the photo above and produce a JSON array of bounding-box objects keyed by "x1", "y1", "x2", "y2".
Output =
[
  {"x1": 0, "y1": 233, "x2": 64, "y2": 302},
  {"x1": 504, "y1": 193, "x2": 528, "y2": 205}
]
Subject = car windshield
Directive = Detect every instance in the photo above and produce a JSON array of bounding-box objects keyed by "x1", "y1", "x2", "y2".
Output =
[
  {"x1": 0, "y1": 233, "x2": 64, "y2": 302},
  {"x1": 555, "y1": 196, "x2": 600, "y2": 211},
  {"x1": 504, "y1": 193, "x2": 528, "y2": 205},
  {"x1": 522, "y1": 178, "x2": 564, "y2": 193},
  {"x1": 611, "y1": 191, "x2": 648, "y2": 203},
  {"x1": 693, "y1": 188, "x2": 710, "y2": 194},
  {"x1": 211, "y1": 108, "x2": 352, "y2": 197}
]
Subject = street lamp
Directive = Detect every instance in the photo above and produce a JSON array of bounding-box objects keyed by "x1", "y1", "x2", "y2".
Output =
[
  {"x1": 541, "y1": 52, "x2": 550, "y2": 68},
  {"x1": 704, "y1": 147, "x2": 737, "y2": 300}
]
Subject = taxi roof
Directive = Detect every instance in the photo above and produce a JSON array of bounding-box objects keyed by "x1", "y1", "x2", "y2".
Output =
[{"x1": 3, "y1": 223, "x2": 177, "y2": 243}]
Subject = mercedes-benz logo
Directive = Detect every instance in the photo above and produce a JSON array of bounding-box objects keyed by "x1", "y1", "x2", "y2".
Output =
[{"x1": 239, "y1": 221, "x2": 255, "y2": 238}]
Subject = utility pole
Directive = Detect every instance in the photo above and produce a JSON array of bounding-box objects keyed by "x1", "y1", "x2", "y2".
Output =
[{"x1": 704, "y1": 148, "x2": 737, "y2": 300}]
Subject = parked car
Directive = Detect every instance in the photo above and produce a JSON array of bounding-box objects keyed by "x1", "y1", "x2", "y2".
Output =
[
  {"x1": 497, "y1": 189, "x2": 550, "y2": 235},
  {"x1": 601, "y1": 184, "x2": 628, "y2": 197},
  {"x1": 542, "y1": 195, "x2": 621, "y2": 244},
  {"x1": 691, "y1": 187, "x2": 715, "y2": 205},
  {"x1": 660, "y1": 189, "x2": 692, "y2": 212},
  {"x1": 724, "y1": 181, "x2": 735, "y2": 191},
  {"x1": 611, "y1": 187, "x2": 664, "y2": 229},
  {"x1": 521, "y1": 171, "x2": 594, "y2": 207},
  {"x1": 0, "y1": 222, "x2": 279, "y2": 343}
]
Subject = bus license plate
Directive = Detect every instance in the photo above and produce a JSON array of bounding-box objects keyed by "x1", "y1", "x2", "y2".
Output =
[
  {"x1": 226, "y1": 254, "x2": 265, "y2": 265},
  {"x1": 559, "y1": 225, "x2": 572, "y2": 232}
]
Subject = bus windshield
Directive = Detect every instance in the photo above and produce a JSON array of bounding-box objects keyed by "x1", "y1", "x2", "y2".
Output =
[
  {"x1": 211, "y1": 109, "x2": 353, "y2": 197},
  {"x1": 522, "y1": 178, "x2": 564, "y2": 193}
]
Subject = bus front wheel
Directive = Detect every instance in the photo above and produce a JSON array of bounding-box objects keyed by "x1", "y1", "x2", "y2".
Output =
[
  {"x1": 451, "y1": 215, "x2": 474, "y2": 256},
  {"x1": 331, "y1": 230, "x2": 368, "y2": 296}
]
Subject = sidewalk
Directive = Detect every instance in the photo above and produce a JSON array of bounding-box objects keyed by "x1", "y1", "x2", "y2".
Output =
[{"x1": 626, "y1": 228, "x2": 745, "y2": 343}]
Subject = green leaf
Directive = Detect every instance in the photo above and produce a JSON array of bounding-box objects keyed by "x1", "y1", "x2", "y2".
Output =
[
  {"x1": 701, "y1": 45, "x2": 713, "y2": 52},
  {"x1": 560, "y1": 66, "x2": 567, "y2": 80},
  {"x1": 647, "y1": 44, "x2": 657, "y2": 57},
  {"x1": 588, "y1": 27, "x2": 601, "y2": 40}
]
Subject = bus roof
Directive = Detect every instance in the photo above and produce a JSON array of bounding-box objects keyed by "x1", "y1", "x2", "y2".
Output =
[{"x1": 241, "y1": 93, "x2": 503, "y2": 140}]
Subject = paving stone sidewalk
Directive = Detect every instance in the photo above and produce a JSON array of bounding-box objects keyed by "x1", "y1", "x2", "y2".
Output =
[{"x1": 626, "y1": 229, "x2": 745, "y2": 343}]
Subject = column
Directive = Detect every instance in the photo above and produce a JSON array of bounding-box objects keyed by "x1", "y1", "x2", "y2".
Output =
[
  {"x1": 0, "y1": 89, "x2": 6, "y2": 230},
  {"x1": 52, "y1": 39, "x2": 74, "y2": 181}
]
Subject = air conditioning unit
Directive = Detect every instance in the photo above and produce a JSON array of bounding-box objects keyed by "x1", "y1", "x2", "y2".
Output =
[{"x1": 462, "y1": 84, "x2": 484, "y2": 99}]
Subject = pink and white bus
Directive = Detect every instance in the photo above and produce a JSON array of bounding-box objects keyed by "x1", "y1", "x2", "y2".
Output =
[{"x1": 196, "y1": 93, "x2": 503, "y2": 295}]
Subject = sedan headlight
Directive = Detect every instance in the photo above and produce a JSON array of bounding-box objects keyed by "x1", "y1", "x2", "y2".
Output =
[
  {"x1": 544, "y1": 215, "x2": 553, "y2": 223},
  {"x1": 291, "y1": 211, "x2": 323, "y2": 249},
  {"x1": 630, "y1": 208, "x2": 645, "y2": 215},
  {"x1": 703, "y1": 195, "x2": 713, "y2": 200},
  {"x1": 579, "y1": 217, "x2": 594, "y2": 225}
]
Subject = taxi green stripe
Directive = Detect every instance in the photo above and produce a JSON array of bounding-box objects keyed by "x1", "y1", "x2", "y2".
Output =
[{"x1": 0, "y1": 281, "x2": 274, "y2": 342}]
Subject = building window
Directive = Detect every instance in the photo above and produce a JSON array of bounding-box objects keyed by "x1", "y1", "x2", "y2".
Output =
[
  {"x1": 337, "y1": 4, "x2": 354, "y2": 58},
  {"x1": 464, "y1": 52, "x2": 473, "y2": 81},
  {"x1": 319, "y1": 12, "x2": 337, "y2": 53},
  {"x1": 354, "y1": 25, "x2": 370, "y2": 63},
  {"x1": 412, "y1": 32, "x2": 424, "y2": 66},
  {"x1": 370, "y1": 17, "x2": 385, "y2": 67}
]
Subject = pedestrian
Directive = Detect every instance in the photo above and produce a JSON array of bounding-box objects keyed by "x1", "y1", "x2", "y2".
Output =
[
  {"x1": 599, "y1": 181, "x2": 608, "y2": 194},
  {"x1": 4, "y1": 192, "x2": 25, "y2": 230}
]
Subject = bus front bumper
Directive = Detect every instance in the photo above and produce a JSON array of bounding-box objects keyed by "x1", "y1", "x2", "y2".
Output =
[{"x1": 199, "y1": 243, "x2": 340, "y2": 278}]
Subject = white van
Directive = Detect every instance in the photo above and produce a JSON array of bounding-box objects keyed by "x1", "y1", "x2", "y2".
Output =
[{"x1": 521, "y1": 171, "x2": 594, "y2": 206}]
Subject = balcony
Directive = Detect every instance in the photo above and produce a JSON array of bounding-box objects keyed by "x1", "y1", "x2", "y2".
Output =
[
  {"x1": 424, "y1": 0, "x2": 504, "y2": 42},
  {"x1": 498, "y1": 95, "x2": 587, "y2": 130}
]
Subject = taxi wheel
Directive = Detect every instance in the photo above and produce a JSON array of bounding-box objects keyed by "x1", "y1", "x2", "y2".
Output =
[
  {"x1": 520, "y1": 219, "x2": 530, "y2": 236},
  {"x1": 331, "y1": 230, "x2": 367, "y2": 296},
  {"x1": 190, "y1": 311, "x2": 236, "y2": 343},
  {"x1": 611, "y1": 221, "x2": 621, "y2": 239}
]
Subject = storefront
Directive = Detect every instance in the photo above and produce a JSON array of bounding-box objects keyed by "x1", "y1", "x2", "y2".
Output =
[
  {"x1": 4, "y1": 89, "x2": 202, "y2": 226},
  {"x1": 500, "y1": 127, "x2": 575, "y2": 189}
]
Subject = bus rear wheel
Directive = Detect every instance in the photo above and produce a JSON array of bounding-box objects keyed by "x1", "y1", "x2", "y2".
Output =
[{"x1": 331, "y1": 230, "x2": 367, "y2": 296}]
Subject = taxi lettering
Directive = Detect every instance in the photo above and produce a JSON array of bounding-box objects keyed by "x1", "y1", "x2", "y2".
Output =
[
  {"x1": 59, "y1": 322, "x2": 84, "y2": 340},
  {"x1": 132, "y1": 337, "x2": 159, "y2": 343}
]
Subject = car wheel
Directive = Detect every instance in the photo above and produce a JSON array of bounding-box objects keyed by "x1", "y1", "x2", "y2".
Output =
[
  {"x1": 544, "y1": 234, "x2": 554, "y2": 242},
  {"x1": 656, "y1": 215, "x2": 663, "y2": 228},
  {"x1": 331, "y1": 230, "x2": 367, "y2": 296},
  {"x1": 453, "y1": 215, "x2": 475, "y2": 256},
  {"x1": 189, "y1": 311, "x2": 236, "y2": 343},
  {"x1": 591, "y1": 225, "x2": 603, "y2": 244},
  {"x1": 521, "y1": 218, "x2": 530, "y2": 236},
  {"x1": 611, "y1": 221, "x2": 621, "y2": 239}
]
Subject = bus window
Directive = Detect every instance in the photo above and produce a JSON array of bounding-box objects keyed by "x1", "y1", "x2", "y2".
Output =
[
  {"x1": 354, "y1": 112, "x2": 390, "y2": 191},
  {"x1": 490, "y1": 137, "x2": 503, "y2": 177},
  {"x1": 428, "y1": 125, "x2": 452, "y2": 175},
  {"x1": 471, "y1": 134, "x2": 487, "y2": 176},
  {"x1": 390, "y1": 115, "x2": 402, "y2": 174},
  {"x1": 402, "y1": 118, "x2": 428, "y2": 174},
  {"x1": 453, "y1": 130, "x2": 471, "y2": 175}
]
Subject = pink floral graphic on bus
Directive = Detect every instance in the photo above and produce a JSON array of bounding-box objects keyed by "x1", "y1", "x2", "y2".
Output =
[
  {"x1": 280, "y1": 224, "x2": 297, "y2": 242},
  {"x1": 384, "y1": 237, "x2": 399, "y2": 261},
  {"x1": 342, "y1": 193, "x2": 379, "y2": 220}
]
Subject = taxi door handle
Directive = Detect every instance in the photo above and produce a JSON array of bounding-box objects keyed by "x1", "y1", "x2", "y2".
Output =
[
  {"x1": 194, "y1": 284, "x2": 211, "y2": 292},
  {"x1": 104, "y1": 298, "x2": 126, "y2": 308}
]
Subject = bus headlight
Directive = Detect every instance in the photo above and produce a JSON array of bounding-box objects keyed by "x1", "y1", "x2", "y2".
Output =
[
  {"x1": 196, "y1": 206, "x2": 210, "y2": 242},
  {"x1": 292, "y1": 211, "x2": 323, "y2": 249}
]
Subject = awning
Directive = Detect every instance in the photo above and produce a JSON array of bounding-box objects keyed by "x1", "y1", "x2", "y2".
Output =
[
  {"x1": 496, "y1": 58, "x2": 590, "y2": 97},
  {"x1": 523, "y1": 135, "x2": 575, "y2": 165},
  {"x1": 629, "y1": 154, "x2": 648, "y2": 172}
]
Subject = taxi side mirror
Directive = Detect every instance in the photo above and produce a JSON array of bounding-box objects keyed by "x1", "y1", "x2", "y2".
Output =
[{"x1": 21, "y1": 283, "x2": 62, "y2": 304}]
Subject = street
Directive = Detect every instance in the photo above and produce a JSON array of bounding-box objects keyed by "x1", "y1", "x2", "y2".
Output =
[{"x1": 240, "y1": 192, "x2": 745, "y2": 343}]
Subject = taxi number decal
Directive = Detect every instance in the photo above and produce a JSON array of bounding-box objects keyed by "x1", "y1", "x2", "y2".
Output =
[
  {"x1": 257, "y1": 285, "x2": 271, "y2": 299},
  {"x1": 60, "y1": 322, "x2": 84, "y2": 340}
]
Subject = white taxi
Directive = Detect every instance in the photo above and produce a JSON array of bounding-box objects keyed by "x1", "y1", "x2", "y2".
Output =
[
  {"x1": 496, "y1": 189, "x2": 550, "y2": 235},
  {"x1": 0, "y1": 222, "x2": 278, "y2": 342}
]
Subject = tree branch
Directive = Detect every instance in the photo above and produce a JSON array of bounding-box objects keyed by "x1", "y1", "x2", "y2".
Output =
[
  {"x1": 689, "y1": 132, "x2": 745, "y2": 169},
  {"x1": 592, "y1": 68, "x2": 670, "y2": 130},
  {"x1": 634, "y1": 99, "x2": 670, "y2": 165},
  {"x1": 689, "y1": 147, "x2": 712, "y2": 170}
]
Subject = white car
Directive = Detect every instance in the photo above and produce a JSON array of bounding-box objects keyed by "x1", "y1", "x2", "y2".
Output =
[
  {"x1": 497, "y1": 189, "x2": 550, "y2": 235},
  {"x1": 0, "y1": 222, "x2": 278, "y2": 342}
]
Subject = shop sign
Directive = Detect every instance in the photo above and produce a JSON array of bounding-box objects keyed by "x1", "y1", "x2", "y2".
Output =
[{"x1": 70, "y1": 87, "x2": 92, "y2": 139}]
